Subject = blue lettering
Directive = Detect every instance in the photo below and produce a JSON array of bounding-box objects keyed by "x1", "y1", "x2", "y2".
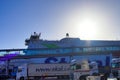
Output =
[
  {"x1": 45, "y1": 57, "x2": 58, "y2": 63},
  {"x1": 59, "y1": 58, "x2": 67, "y2": 63},
  {"x1": 45, "y1": 56, "x2": 111, "y2": 67},
  {"x1": 106, "y1": 56, "x2": 110, "y2": 66}
]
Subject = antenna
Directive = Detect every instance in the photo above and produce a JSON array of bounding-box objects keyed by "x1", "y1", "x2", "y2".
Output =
[
  {"x1": 66, "y1": 33, "x2": 69, "y2": 37},
  {"x1": 38, "y1": 33, "x2": 41, "y2": 39}
]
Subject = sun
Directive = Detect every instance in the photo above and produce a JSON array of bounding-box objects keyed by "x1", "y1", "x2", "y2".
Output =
[{"x1": 75, "y1": 18, "x2": 98, "y2": 40}]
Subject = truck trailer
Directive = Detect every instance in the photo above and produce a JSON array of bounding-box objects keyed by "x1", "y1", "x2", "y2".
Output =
[
  {"x1": 16, "y1": 59, "x2": 102, "y2": 80},
  {"x1": 16, "y1": 63, "x2": 70, "y2": 80}
]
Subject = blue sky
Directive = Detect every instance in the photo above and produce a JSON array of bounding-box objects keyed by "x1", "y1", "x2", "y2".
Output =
[{"x1": 0, "y1": 0, "x2": 120, "y2": 49}]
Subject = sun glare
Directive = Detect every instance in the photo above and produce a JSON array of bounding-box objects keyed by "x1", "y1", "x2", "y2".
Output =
[{"x1": 76, "y1": 18, "x2": 98, "y2": 40}]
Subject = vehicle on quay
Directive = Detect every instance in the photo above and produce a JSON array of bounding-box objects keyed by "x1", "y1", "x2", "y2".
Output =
[
  {"x1": 111, "y1": 58, "x2": 120, "y2": 80},
  {"x1": 16, "y1": 63, "x2": 70, "y2": 80},
  {"x1": 0, "y1": 60, "x2": 18, "y2": 80},
  {"x1": 16, "y1": 59, "x2": 104, "y2": 80}
]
